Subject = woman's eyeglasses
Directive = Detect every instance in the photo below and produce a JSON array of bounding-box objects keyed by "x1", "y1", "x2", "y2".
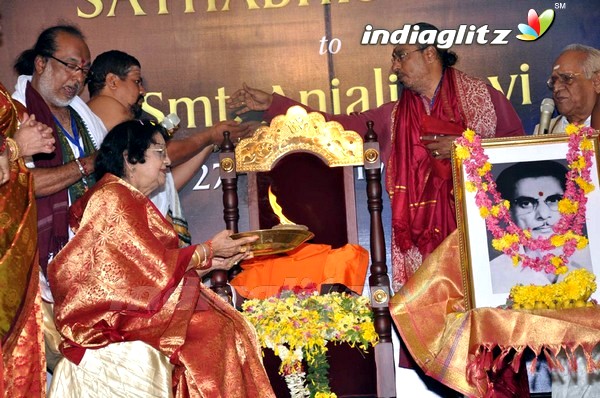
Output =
[{"x1": 148, "y1": 147, "x2": 168, "y2": 160}]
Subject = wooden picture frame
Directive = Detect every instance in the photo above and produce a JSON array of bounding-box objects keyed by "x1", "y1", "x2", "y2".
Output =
[{"x1": 452, "y1": 133, "x2": 600, "y2": 309}]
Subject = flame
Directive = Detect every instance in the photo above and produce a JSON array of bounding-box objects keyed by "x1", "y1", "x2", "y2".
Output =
[{"x1": 268, "y1": 186, "x2": 295, "y2": 225}]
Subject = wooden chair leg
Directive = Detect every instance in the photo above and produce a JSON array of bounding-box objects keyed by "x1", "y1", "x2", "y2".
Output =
[
  {"x1": 364, "y1": 121, "x2": 396, "y2": 397},
  {"x1": 214, "y1": 131, "x2": 238, "y2": 303}
]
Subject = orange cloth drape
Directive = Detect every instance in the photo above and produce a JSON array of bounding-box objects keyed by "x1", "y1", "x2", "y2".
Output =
[
  {"x1": 390, "y1": 230, "x2": 600, "y2": 397},
  {"x1": 49, "y1": 174, "x2": 274, "y2": 397},
  {"x1": 230, "y1": 243, "x2": 369, "y2": 299},
  {"x1": 0, "y1": 83, "x2": 46, "y2": 398}
]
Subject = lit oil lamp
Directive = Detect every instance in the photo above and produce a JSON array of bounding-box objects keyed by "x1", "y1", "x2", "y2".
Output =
[
  {"x1": 267, "y1": 186, "x2": 309, "y2": 231},
  {"x1": 231, "y1": 186, "x2": 314, "y2": 256}
]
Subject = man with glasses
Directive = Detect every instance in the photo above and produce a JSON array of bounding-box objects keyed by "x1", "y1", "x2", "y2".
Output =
[
  {"x1": 229, "y1": 21, "x2": 524, "y2": 398},
  {"x1": 12, "y1": 25, "x2": 105, "y2": 282},
  {"x1": 534, "y1": 44, "x2": 600, "y2": 134},
  {"x1": 490, "y1": 160, "x2": 592, "y2": 293}
]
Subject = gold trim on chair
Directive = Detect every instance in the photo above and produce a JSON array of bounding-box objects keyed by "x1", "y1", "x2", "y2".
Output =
[{"x1": 236, "y1": 106, "x2": 363, "y2": 172}]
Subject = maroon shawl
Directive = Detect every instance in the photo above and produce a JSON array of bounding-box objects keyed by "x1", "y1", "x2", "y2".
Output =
[
  {"x1": 387, "y1": 67, "x2": 497, "y2": 285},
  {"x1": 25, "y1": 82, "x2": 69, "y2": 276}
]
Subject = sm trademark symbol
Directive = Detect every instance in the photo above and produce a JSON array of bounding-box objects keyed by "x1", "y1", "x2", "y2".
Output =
[{"x1": 555, "y1": 2, "x2": 566, "y2": 9}]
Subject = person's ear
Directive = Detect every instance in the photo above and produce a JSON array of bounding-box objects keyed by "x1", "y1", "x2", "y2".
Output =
[
  {"x1": 422, "y1": 46, "x2": 437, "y2": 64},
  {"x1": 106, "y1": 73, "x2": 120, "y2": 90},
  {"x1": 592, "y1": 71, "x2": 600, "y2": 94},
  {"x1": 34, "y1": 55, "x2": 47, "y2": 75},
  {"x1": 123, "y1": 151, "x2": 136, "y2": 175}
]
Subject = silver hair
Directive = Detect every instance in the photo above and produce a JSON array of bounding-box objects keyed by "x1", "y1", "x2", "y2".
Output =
[{"x1": 562, "y1": 44, "x2": 600, "y2": 79}]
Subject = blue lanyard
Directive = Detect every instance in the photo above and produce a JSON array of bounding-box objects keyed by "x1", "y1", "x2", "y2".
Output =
[{"x1": 53, "y1": 112, "x2": 86, "y2": 157}]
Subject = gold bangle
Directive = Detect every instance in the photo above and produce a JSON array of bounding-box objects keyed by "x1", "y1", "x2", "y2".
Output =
[
  {"x1": 199, "y1": 243, "x2": 208, "y2": 267},
  {"x1": 5, "y1": 138, "x2": 20, "y2": 162},
  {"x1": 192, "y1": 245, "x2": 212, "y2": 270},
  {"x1": 198, "y1": 244, "x2": 213, "y2": 270},
  {"x1": 198, "y1": 258, "x2": 212, "y2": 270},
  {"x1": 191, "y1": 250, "x2": 201, "y2": 267}
]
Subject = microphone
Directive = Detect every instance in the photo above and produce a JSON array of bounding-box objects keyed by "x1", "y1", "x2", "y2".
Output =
[
  {"x1": 539, "y1": 98, "x2": 555, "y2": 135},
  {"x1": 160, "y1": 113, "x2": 180, "y2": 137}
]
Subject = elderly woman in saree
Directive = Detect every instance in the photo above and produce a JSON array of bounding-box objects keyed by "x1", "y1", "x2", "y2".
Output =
[{"x1": 48, "y1": 120, "x2": 275, "y2": 397}]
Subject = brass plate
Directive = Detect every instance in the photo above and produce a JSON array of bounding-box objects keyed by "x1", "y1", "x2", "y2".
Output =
[{"x1": 231, "y1": 228, "x2": 314, "y2": 256}]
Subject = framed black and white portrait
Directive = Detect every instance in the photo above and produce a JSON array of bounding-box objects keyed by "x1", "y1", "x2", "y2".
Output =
[{"x1": 452, "y1": 133, "x2": 600, "y2": 309}]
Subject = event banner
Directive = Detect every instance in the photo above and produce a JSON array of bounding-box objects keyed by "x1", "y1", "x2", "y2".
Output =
[{"x1": 1, "y1": 0, "x2": 598, "y2": 244}]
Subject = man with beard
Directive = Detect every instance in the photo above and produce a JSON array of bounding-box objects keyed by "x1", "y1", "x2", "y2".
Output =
[
  {"x1": 86, "y1": 50, "x2": 252, "y2": 245},
  {"x1": 12, "y1": 25, "x2": 106, "y2": 288}
]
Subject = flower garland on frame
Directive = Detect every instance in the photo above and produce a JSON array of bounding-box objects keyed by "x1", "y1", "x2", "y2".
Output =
[
  {"x1": 454, "y1": 124, "x2": 597, "y2": 308},
  {"x1": 241, "y1": 285, "x2": 378, "y2": 398},
  {"x1": 455, "y1": 124, "x2": 594, "y2": 274}
]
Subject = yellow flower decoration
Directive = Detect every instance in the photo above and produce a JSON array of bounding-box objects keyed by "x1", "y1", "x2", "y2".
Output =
[
  {"x1": 510, "y1": 269, "x2": 596, "y2": 309},
  {"x1": 570, "y1": 156, "x2": 586, "y2": 171},
  {"x1": 479, "y1": 207, "x2": 490, "y2": 218},
  {"x1": 477, "y1": 162, "x2": 492, "y2": 176},
  {"x1": 565, "y1": 124, "x2": 580, "y2": 135},
  {"x1": 316, "y1": 393, "x2": 338, "y2": 398},
  {"x1": 465, "y1": 181, "x2": 476, "y2": 192},
  {"x1": 551, "y1": 234, "x2": 566, "y2": 247},
  {"x1": 575, "y1": 177, "x2": 595, "y2": 194},
  {"x1": 454, "y1": 145, "x2": 471, "y2": 160},
  {"x1": 490, "y1": 204, "x2": 502, "y2": 217},
  {"x1": 580, "y1": 137, "x2": 594, "y2": 150},
  {"x1": 463, "y1": 128, "x2": 476, "y2": 142},
  {"x1": 557, "y1": 198, "x2": 579, "y2": 214},
  {"x1": 492, "y1": 233, "x2": 519, "y2": 251},
  {"x1": 576, "y1": 235, "x2": 589, "y2": 250},
  {"x1": 551, "y1": 256, "x2": 564, "y2": 268},
  {"x1": 242, "y1": 290, "x2": 378, "y2": 396}
]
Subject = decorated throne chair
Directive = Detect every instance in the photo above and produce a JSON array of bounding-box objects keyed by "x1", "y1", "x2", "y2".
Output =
[{"x1": 214, "y1": 105, "x2": 396, "y2": 397}]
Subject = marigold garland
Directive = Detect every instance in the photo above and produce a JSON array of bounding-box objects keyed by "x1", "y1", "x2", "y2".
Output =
[
  {"x1": 455, "y1": 124, "x2": 597, "y2": 308},
  {"x1": 454, "y1": 124, "x2": 595, "y2": 275},
  {"x1": 509, "y1": 269, "x2": 597, "y2": 309},
  {"x1": 241, "y1": 285, "x2": 378, "y2": 398}
]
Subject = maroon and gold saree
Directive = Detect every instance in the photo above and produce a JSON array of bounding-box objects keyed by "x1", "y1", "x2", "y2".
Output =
[
  {"x1": 49, "y1": 174, "x2": 274, "y2": 397},
  {"x1": 0, "y1": 82, "x2": 46, "y2": 398}
]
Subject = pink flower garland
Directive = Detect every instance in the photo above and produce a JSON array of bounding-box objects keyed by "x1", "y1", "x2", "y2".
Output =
[{"x1": 455, "y1": 125, "x2": 595, "y2": 275}]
